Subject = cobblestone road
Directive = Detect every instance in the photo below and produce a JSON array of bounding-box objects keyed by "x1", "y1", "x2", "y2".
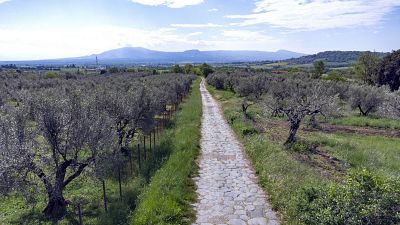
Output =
[{"x1": 192, "y1": 80, "x2": 279, "y2": 225}]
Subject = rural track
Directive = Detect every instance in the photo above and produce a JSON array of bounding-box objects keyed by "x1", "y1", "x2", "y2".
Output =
[{"x1": 192, "y1": 79, "x2": 279, "y2": 225}]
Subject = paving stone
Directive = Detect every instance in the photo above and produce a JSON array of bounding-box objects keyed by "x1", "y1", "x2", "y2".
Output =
[
  {"x1": 193, "y1": 80, "x2": 280, "y2": 225},
  {"x1": 248, "y1": 217, "x2": 268, "y2": 225},
  {"x1": 227, "y1": 219, "x2": 246, "y2": 225}
]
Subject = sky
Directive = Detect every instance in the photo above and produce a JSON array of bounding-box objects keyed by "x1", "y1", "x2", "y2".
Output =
[{"x1": 0, "y1": 0, "x2": 400, "y2": 60}]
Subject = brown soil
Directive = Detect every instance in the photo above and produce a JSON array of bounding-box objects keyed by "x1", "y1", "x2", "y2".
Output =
[
  {"x1": 262, "y1": 117, "x2": 400, "y2": 140},
  {"x1": 292, "y1": 147, "x2": 348, "y2": 180},
  {"x1": 303, "y1": 124, "x2": 400, "y2": 138}
]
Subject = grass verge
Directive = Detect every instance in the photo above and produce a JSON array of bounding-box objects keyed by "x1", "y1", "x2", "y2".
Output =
[{"x1": 130, "y1": 78, "x2": 202, "y2": 225}]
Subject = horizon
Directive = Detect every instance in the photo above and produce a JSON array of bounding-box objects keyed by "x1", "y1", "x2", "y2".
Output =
[
  {"x1": 1, "y1": 0, "x2": 400, "y2": 60},
  {"x1": 0, "y1": 46, "x2": 392, "y2": 63}
]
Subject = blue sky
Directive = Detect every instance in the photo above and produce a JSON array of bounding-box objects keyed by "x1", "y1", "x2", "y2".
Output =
[{"x1": 0, "y1": 0, "x2": 399, "y2": 60}]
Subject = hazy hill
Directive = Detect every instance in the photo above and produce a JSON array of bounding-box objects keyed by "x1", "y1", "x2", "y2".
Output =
[
  {"x1": 0, "y1": 47, "x2": 306, "y2": 65},
  {"x1": 78, "y1": 47, "x2": 306, "y2": 64},
  {"x1": 285, "y1": 51, "x2": 387, "y2": 64}
]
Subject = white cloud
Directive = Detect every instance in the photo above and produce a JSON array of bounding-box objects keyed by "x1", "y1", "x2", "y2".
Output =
[
  {"x1": 171, "y1": 23, "x2": 224, "y2": 28},
  {"x1": 130, "y1": 0, "x2": 203, "y2": 8},
  {"x1": 222, "y1": 30, "x2": 277, "y2": 42},
  {"x1": 227, "y1": 0, "x2": 400, "y2": 30},
  {"x1": 194, "y1": 29, "x2": 282, "y2": 51},
  {"x1": 188, "y1": 31, "x2": 203, "y2": 36},
  {"x1": 208, "y1": 8, "x2": 218, "y2": 12},
  {"x1": 0, "y1": 0, "x2": 10, "y2": 4}
]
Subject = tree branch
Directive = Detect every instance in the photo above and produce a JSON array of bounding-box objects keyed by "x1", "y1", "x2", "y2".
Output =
[
  {"x1": 29, "y1": 162, "x2": 53, "y2": 196},
  {"x1": 63, "y1": 162, "x2": 89, "y2": 188}
]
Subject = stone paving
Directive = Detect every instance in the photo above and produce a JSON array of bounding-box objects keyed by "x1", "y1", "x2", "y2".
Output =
[{"x1": 192, "y1": 80, "x2": 279, "y2": 225}]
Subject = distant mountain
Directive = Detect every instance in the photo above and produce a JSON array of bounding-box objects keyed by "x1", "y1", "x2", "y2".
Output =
[
  {"x1": 0, "y1": 47, "x2": 306, "y2": 65},
  {"x1": 78, "y1": 47, "x2": 306, "y2": 64},
  {"x1": 285, "y1": 51, "x2": 387, "y2": 64}
]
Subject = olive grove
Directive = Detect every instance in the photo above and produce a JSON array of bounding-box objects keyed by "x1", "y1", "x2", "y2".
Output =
[
  {"x1": 207, "y1": 71, "x2": 394, "y2": 143},
  {"x1": 0, "y1": 71, "x2": 195, "y2": 220}
]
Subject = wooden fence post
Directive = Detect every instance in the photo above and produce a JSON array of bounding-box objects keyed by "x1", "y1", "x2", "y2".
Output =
[
  {"x1": 102, "y1": 180, "x2": 107, "y2": 212},
  {"x1": 129, "y1": 152, "x2": 133, "y2": 175},
  {"x1": 78, "y1": 203, "x2": 83, "y2": 225},
  {"x1": 118, "y1": 167, "x2": 122, "y2": 200},
  {"x1": 149, "y1": 134, "x2": 152, "y2": 152},
  {"x1": 153, "y1": 129, "x2": 156, "y2": 147},
  {"x1": 137, "y1": 144, "x2": 141, "y2": 170},
  {"x1": 143, "y1": 136, "x2": 147, "y2": 160}
]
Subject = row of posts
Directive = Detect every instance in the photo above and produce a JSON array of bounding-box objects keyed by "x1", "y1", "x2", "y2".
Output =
[{"x1": 75, "y1": 101, "x2": 182, "y2": 224}]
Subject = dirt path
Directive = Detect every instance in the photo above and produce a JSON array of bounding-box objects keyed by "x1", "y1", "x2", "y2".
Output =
[{"x1": 192, "y1": 80, "x2": 279, "y2": 225}]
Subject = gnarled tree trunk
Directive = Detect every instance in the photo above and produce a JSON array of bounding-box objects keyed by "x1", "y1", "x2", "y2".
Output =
[
  {"x1": 285, "y1": 120, "x2": 301, "y2": 144},
  {"x1": 43, "y1": 189, "x2": 67, "y2": 220},
  {"x1": 42, "y1": 161, "x2": 71, "y2": 220},
  {"x1": 309, "y1": 114, "x2": 319, "y2": 129}
]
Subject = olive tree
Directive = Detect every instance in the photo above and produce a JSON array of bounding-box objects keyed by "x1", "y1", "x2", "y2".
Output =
[
  {"x1": 380, "y1": 91, "x2": 400, "y2": 119},
  {"x1": 264, "y1": 79, "x2": 340, "y2": 144},
  {"x1": 349, "y1": 84, "x2": 387, "y2": 116},
  {"x1": 235, "y1": 75, "x2": 270, "y2": 117},
  {"x1": 100, "y1": 84, "x2": 151, "y2": 152},
  {"x1": 0, "y1": 89, "x2": 117, "y2": 220}
]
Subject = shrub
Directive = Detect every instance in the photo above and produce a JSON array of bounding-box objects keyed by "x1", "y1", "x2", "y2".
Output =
[
  {"x1": 297, "y1": 169, "x2": 400, "y2": 225},
  {"x1": 324, "y1": 71, "x2": 347, "y2": 82},
  {"x1": 109, "y1": 67, "x2": 119, "y2": 73},
  {"x1": 44, "y1": 71, "x2": 60, "y2": 79},
  {"x1": 286, "y1": 139, "x2": 318, "y2": 153},
  {"x1": 354, "y1": 51, "x2": 381, "y2": 85},
  {"x1": 241, "y1": 127, "x2": 258, "y2": 136},
  {"x1": 312, "y1": 60, "x2": 325, "y2": 79}
]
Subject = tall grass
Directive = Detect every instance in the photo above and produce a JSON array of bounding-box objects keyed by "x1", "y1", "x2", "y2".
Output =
[
  {"x1": 309, "y1": 132, "x2": 400, "y2": 179},
  {"x1": 131, "y1": 78, "x2": 202, "y2": 225}
]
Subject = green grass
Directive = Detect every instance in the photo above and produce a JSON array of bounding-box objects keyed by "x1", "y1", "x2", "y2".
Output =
[
  {"x1": 0, "y1": 168, "x2": 144, "y2": 225},
  {"x1": 131, "y1": 78, "x2": 202, "y2": 225},
  {"x1": 309, "y1": 132, "x2": 400, "y2": 179},
  {"x1": 207, "y1": 85, "x2": 400, "y2": 224},
  {"x1": 330, "y1": 115, "x2": 400, "y2": 129}
]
